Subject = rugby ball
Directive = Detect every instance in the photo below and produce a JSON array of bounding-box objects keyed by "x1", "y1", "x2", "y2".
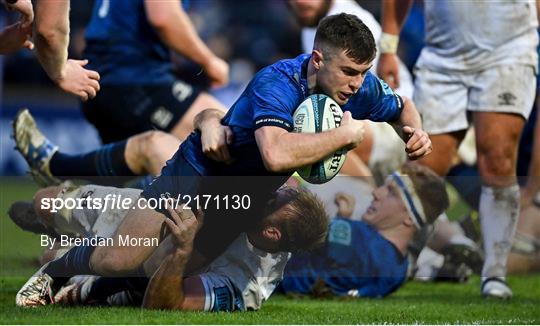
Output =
[{"x1": 293, "y1": 94, "x2": 346, "y2": 184}]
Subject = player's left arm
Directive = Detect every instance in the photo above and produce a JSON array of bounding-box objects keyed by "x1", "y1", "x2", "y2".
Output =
[
  {"x1": 143, "y1": 208, "x2": 200, "y2": 310},
  {"x1": 391, "y1": 96, "x2": 432, "y2": 160}
]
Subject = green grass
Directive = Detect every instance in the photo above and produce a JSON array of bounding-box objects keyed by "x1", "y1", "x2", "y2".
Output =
[{"x1": 1, "y1": 179, "x2": 539, "y2": 324}]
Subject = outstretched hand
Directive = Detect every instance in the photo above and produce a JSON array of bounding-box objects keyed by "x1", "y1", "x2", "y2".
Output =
[
  {"x1": 335, "y1": 192, "x2": 355, "y2": 218},
  {"x1": 403, "y1": 126, "x2": 432, "y2": 160},
  {"x1": 5, "y1": 0, "x2": 33, "y2": 29},
  {"x1": 55, "y1": 59, "x2": 101, "y2": 101}
]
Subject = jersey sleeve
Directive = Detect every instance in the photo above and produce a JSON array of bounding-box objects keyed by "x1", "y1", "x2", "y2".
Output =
[
  {"x1": 251, "y1": 68, "x2": 299, "y2": 131},
  {"x1": 350, "y1": 72, "x2": 404, "y2": 122}
]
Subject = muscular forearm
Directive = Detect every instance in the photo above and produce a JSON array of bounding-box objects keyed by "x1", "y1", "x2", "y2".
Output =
[
  {"x1": 392, "y1": 97, "x2": 422, "y2": 141},
  {"x1": 33, "y1": 0, "x2": 69, "y2": 81},
  {"x1": 257, "y1": 128, "x2": 353, "y2": 173},
  {"x1": 145, "y1": 1, "x2": 216, "y2": 67},
  {"x1": 143, "y1": 248, "x2": 191, "y2": 310},
  {"x1": 381, "y1": 0, "x2": 414, "y2": 35}
]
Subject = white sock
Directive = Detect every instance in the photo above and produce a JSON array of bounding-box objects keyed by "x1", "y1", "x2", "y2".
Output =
[
  {"x1": 414, "y1": 247, "x2": 444, "y2": 281},
  {"x1": 479, "y1": 184, "x2": 520, "y2": 279}
]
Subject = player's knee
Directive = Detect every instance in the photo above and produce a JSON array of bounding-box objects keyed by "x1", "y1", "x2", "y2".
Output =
[
  {"x1": 33, "y1": 186, "x2": 63, "y2": 225},
  {"x1": 477, "y1": 146, "x2": 514, "y2": 177},
  {"x1": 138, "y1": 131, "x2": 167, "y2": 156}
]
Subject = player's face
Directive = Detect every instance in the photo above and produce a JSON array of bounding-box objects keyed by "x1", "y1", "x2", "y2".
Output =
[
  {"x1": 316, "y1": 50, "x2": 372, "y2": 106},
  {"x1": 288, "y1": 0, "x2": 332, "y2": 27},
  {"x1": 361, "y1": 183, "x2": 409, "y2": 230}
]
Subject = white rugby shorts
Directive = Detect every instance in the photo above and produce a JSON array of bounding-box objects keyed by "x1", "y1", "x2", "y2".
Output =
[{"x1": 413, "y1": 64, "x2": 536, "y2": 134}]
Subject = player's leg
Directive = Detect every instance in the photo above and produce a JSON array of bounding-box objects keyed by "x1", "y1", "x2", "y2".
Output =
[
  {"x1": 471, "y1": 64, "x2": 536, "y2": 298},
  {"x1": 13, "y1": 109, "x2": 179, "y2": 186},
  {"x1": 507, "y1": 204, "x2": 540, "y2": 274},
  {"x1": 169, "y1": 92, "x2": 226, "y2": 141},
  {"x1": 124, "y1": 131, "x2": 180, "y2": 176},
  {"x1": 16, "y1": 151, "x2": 201, "y2": 306},
  {"x1": 474, "y1": 113, "x2": 524, "y2": 297},
  {"x1": 412, "y1": 67, "x2": 469, "y2": 176},
  {"x1": 416, "y1": 132, "x2": 466, "y2": 176}
]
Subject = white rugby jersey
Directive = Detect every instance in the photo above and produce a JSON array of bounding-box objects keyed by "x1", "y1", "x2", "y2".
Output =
[
  {"x1": 417, "y1": 1, "x2": 539, "y2": 72},
  {"x1": 204, "y1": 233, "x2": 291, "y2": 310}
]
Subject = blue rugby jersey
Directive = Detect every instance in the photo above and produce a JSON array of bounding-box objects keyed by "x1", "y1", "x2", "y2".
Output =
[
  {"x1": 84, "y1": 0, "x2": 185, "y2": 85},
  {"x1": 180, "y1": 54, "x2": 403, "y2": 177},
  {"x1": 280, "y1": 217, "x2": 408, "y2": 298}
]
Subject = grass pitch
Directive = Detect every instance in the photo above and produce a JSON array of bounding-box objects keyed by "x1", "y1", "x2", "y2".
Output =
[{"x1": 1, "y1": 179, "x2": 539, "y2": 324}]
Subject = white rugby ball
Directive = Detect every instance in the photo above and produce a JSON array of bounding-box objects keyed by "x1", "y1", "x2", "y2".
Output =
[{"x1": 293, "y1": 94, "x2": 346, "y2": 184}]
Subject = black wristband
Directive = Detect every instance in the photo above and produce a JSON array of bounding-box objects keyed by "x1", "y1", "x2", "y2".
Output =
[{"x1": 5, "y1": 0, "x2": 18, "y2": 4}]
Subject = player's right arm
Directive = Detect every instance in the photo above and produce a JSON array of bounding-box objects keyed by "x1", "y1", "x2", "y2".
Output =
[
  {"x1": 143, "y1": 208, "x2": 203, "y2": 310},
  {"x1": 255, "y1": 111, "x2": 364, "y2": 173},
  {"x1": 4, "y1": 0, "x2": 33, "y2": 28},
  {"x1": 144, "y1": 0, "x2": 229, "y2": 88},
  {"x1": 377, "y1": 0, "x2": 413, "y2": 88},
  {"x1": 0, "y1": 21, "x2": 33, "y2": 54},
  {"x1": 33, "y1": 0, "x2": 100, "y2": 101}
]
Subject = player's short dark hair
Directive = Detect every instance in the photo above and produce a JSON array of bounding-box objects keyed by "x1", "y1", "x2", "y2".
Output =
[
  {"x1": 314, "y1": 13, "x2": 376, "y2": 64},
  {"x1": 401, "y1": 163, "x2": 449, "y2": 224},
  {"x1": 268, "y1": 187, "x2": 328, "y2": 252}
]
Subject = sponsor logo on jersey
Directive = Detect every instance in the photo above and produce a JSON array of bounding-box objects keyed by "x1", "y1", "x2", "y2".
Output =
[{"x1": 498, "y1": 92, "x2": 517, "y2": 106}]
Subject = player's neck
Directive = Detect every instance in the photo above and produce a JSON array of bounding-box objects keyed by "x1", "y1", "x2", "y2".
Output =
[{"x1": 379, "y1": 226, "x2": 413, "y2": 256}]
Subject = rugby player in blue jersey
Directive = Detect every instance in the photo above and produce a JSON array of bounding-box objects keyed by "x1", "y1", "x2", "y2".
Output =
[
  {"x1": 16, "y1": 13, "x2": 432, "y2": 307},
  {"x1": 280, "y1": 163, "x2": 448, "y2": 298},
  {"x1": 81, "y1": 0, "x2": 228, "y2": 143}
]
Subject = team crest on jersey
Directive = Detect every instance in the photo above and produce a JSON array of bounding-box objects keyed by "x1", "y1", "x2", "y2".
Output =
[{"x1": 328, "y1": 220, "x2": 352, "y2": 246}]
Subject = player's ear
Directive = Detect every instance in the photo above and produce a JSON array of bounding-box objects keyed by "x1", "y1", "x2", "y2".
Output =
[
  {"x1": 263, "y1": 226, "x2": 282, "y2": 242},
  {"x1": 312, "y1": 49, "x2": 324, "y2": 70},
  {"x1": 403, "y1": 215, "x2": 414, "y2": 228}
]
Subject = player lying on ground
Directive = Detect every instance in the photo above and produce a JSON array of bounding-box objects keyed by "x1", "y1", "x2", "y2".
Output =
[
  {"x1": 279, "y1": 163, "x2": 449, "y2": 298},
  {"x1": 11, "y1": 111, "x2": 483, "y2": 284},
  {"x1": 12, "y1": 184, "x2": 327, "y2": 310},
  {"x1": 14, "y1": 14, "x2": 431, "y2": 307}
]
